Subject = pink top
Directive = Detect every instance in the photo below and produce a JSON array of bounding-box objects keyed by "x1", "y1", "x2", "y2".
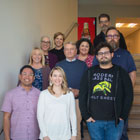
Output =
[
  {"x1": 77, "y1": 54, "x2": 94, "y2": 68},
  {"x1": 1, "y1": 86, "x2": 40, "y2": 140}
]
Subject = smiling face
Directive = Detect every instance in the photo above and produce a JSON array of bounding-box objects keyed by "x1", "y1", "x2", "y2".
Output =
[
  {"x1": 79, "y1": 41, "x2": 90, "y2": 56},
  {"x1": 41, "y1": 37, "x2": 50, "y2": 52},
  {"x1": 32, "y1": 49, "x2": 42, "y2": 64},
  {"x1": 19, "y1": 68, "x2": 35, "y2": 88},
  {"x1": 50, "y1": 70, "x2": 63, "y2": 87},
  {"x1": 54, "y1": 35, "x2": 64, "y2": 48}
]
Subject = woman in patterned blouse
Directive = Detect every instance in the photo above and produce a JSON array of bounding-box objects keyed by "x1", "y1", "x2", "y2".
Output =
[{"x1": 76, "y1": 38, "x2": 94, "y2": 68}]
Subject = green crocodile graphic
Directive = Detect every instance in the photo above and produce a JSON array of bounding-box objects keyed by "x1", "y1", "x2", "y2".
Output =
[{"x1": 93, "y1": 81, "x2": 111, "y2": 96}]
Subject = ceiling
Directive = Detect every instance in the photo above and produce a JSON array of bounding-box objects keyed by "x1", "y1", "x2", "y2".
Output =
[
  {"x1": 116, "y1": 18, "x2": 140, "y2": 37},
  {"x1": 79, "y1": 0, "x2": 140, "y2": 6},
  {"x1": 79, "y1": 0, "x2": 140, "y2": 37}
]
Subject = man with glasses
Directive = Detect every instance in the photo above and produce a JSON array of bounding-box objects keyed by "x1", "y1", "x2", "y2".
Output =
[
  {"x1": 79, "y1": 42, "x2": 133, "y2": 140},
  {"x1": 1, "y1": 65, "x2": 40, "y2": 140},
  {"x1": 93, "y1": 27, "x2": 136, "y2": 140},
  {"x1": 93, "y1": 13, "x2": 127, "y2": 50}
]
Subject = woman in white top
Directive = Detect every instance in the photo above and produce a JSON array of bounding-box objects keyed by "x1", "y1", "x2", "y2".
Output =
[{"x1": 37, "y1": 66, "x2": 77, "y2": 140}]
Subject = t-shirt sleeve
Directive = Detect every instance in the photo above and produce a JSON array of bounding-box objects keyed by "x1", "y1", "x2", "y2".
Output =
[
  {"x1": 127, "y1": 53, "x2": 136, "y2": 73},
  {"x1": 1, "y1": 92, "x2": 12, "y2": 113}
]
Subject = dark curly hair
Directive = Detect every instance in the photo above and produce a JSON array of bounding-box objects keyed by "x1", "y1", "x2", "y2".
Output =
[{"x1": 76, "y1": 38, "x2": 93, "y2": 55}]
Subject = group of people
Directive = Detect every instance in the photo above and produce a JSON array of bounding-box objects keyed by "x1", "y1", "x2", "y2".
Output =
[{"x1": 1, "y1": 13, "x2": 136, "y2": 140}]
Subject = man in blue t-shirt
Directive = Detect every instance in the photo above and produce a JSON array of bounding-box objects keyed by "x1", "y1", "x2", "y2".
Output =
[
  {"x1": 56, "y1": 42, "x2": 87, "y2": 140},
  {"x1": 93, "y1": 26, "x2": 136, "y2": 140}
]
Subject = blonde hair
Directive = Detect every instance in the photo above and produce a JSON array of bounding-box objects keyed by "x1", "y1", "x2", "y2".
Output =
[
  {"x1": 48, "y1": 66, "x2": 69, "y2": 95},
  {"x1": 29, "y1": 47, "x2": 45, "y2": 66}
]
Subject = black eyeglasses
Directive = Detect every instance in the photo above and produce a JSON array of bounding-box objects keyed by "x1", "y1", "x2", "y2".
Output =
[
  {"x1": 98, "y1": 51, "x2": 110, "y2": 56},
  {"x1": 106, "y1": 35, "x2": 119, "y2": 39}
]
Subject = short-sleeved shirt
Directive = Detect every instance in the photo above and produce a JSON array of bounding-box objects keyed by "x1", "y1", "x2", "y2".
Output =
[
  {"x1": 1, "y1": 86, "x2": 40, "y2": 140},
  {"x1": 93, "y1": 48, "x2": 136, "y2": 73}
]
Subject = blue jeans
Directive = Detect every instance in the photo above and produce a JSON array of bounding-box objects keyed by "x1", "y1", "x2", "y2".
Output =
[
  {"x1": 87, "y1": 120, "x2": 124, "y2": 140},
  {"x1": 120, "y1": 118, "x2": 129, "y2": 140}
]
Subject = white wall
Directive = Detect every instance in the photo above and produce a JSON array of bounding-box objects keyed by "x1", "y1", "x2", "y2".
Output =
[
  {"x1": 78, "y1": 4, "x2": 140, "y2": 34},
  {"x1": 0, "y1": 0, "x2": 77, "y2": 138}
]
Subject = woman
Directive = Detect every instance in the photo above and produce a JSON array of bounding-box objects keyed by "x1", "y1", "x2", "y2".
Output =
[
  {"x1": 49, "y1": 32, "x2": 65, "y2": 61},
  {"x1": 40, "y1": 36, "x2": 58, "y2": 69},
  {"x1": 76, "y1": 38, "x2": 94, "y2": 68},
  {"x1": 29, "y1": 47, "x2": 50, "y2": 91},
  {"x1": 37, "y1": 66, "x2": 77, "y2": 140}
]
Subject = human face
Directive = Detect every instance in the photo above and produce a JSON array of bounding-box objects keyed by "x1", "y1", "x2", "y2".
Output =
[
  {"x1": 79, "y1": 41, "x2": 90, "y2": 56},
  {"x1": 106, "y1": 29, "x2": 120, "y2": 50},
  {"x1": 41, "y1": 37, "x2": 50, "y2": 52},
  {"x1": 96, "y1": 47, "x2": 113, "y2": 65},
  {"x1": 32, "y1": 50, "x2": 42, "y2": 64},
  {"x1": 99, "y1": 17, "x2": 110, "y2": 32},
  {"x1": 19, "y1": 68, "x2": 34, "y2": 88},
  {"x1": 54, "y1": 35, "x2": 64, "y2": 48},
  {"x1": 50, "y1": 70, "x2": 63, "y2": 87},
  {"x1": 64, "y1": 44, "x2": 77, "y2": 60}
]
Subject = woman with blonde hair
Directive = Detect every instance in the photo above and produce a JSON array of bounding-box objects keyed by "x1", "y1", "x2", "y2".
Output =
[
  {"x1": 29, "y1": 47, "x2": 50, "y2": 91},
  {"x1": 37, "y1": 66, "x2": 77, "y2": 140}
]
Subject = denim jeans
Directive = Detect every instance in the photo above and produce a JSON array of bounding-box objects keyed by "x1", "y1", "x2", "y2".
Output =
[
  {"x1": 120, "y1": 118, "x2": 129, "y2": 140},
  {"x1": 87, "y1": 120, "x2": 124, "y2": 140}
]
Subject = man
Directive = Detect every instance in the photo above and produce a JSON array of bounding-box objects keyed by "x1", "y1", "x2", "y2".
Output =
[
  {"x1": 93, "y1": 13, "x2": 127, "y2": 50},
  {"x1": 93, "y1": 27, "x2": 136, "y2": 140},
  {"x1": 79, "y1": 42, "x2": 133, "y2": 140},
  {"x1": 56, "y1": 42, "x2": 87, "y2": 140},
  {"x1": 1, "y1": 65, "x2": 40, "y2": 140}
]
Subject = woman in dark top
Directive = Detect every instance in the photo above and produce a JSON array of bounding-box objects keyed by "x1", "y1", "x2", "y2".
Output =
[
  {"x1": 40, "y1": 36, "x2": 58, "y2": 69},
  {"x1": 29, "y1": 47, "x2": 50, "y2": 91},
  {"x1": 49, "y1": 32, "x2": 65, "y2": 61}
]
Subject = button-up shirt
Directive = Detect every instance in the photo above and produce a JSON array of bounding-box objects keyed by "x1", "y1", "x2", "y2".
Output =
[{"x1": 1, "y1": 86, "x2": 40, "y2": 140}]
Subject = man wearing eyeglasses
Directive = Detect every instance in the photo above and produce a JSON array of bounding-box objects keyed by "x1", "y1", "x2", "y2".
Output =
[
  {"x1": 1, "y1": 65, "x2": 40, "y2": 140},
  {"x1": 93, "y1": 13, "x2": 127, "y2": 50},
  {"x1": 93, "y1": 27, "x2": 136, "y2": 140},
  {"x1": 79, "y1": 42, "x2": 133, "y2": 140}
]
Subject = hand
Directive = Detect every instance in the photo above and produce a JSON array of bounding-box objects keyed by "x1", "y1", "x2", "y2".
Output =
[
  {"x1": 71, "y1": 89, "x2": 79, "y2": 97},
  {"x1": 86, "y1": 117, "x2": 95, "y2": 123},
  {"x1": 43, "y1": 136, "x2": 50, "y2": 140},
  {"x1": 119, "y1": 118, "x2": 123, "y2": 120},
  {"x1": 71, "y1": 136, "x2": 76, "y2": 140}
]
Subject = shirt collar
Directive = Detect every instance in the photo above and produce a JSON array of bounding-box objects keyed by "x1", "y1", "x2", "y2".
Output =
[{"x1": 66, "y1": 58, "x2": 76, "y2": 62}]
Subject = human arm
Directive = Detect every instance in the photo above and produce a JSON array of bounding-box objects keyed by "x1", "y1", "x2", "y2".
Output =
[
  {"x1": 3, "y1": 112, "x2": 11, "y2": 140},
  {"x1": 37, "y1": 92, "x2": 48, "y2": 139},
  {"x1": 79, "y1": 70, "x2": 92, "y2": 121},
  {"x1": 71, "y1": 88, "x2": 79, "y2": 98},
  {"x1": 120, "y1": 68, "x2": 133, "y2": 119},
  {"x1": 129, "y1": 71, "x2": 136, "y2": 88},
  {"x1": 69, "y1": 92, "x2": 77, "y2": 137}
]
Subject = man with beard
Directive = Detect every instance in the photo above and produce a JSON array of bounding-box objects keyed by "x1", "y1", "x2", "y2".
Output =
[
  {"x1": 93, "y1": 13, "x2": 127, "y2": 50},
  {"x1": 79, "y1": 42, "x2": 133, "y2": 140},
  {"x1": 93, "y1": 27, "x2": 136, "y2": 140}
]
